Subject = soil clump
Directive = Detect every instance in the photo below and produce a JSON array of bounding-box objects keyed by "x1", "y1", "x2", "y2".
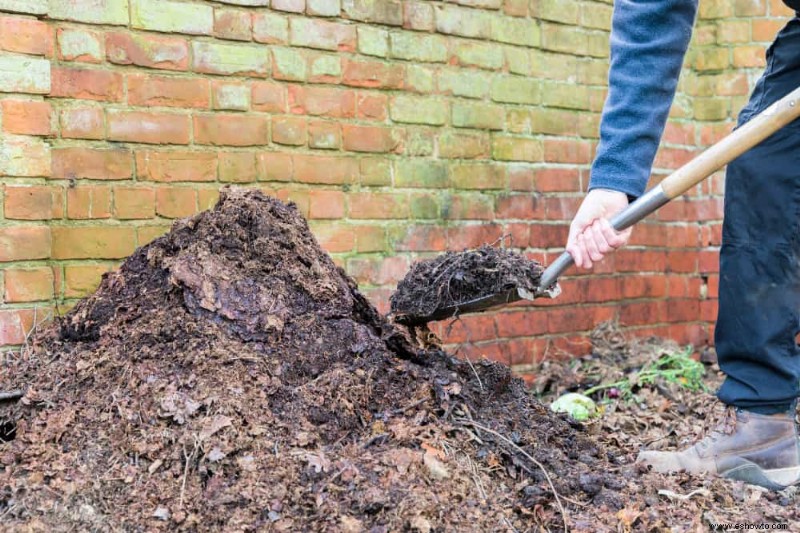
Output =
[{"x1": 390, "y1": 246, "x2": 544, "y2": 325}]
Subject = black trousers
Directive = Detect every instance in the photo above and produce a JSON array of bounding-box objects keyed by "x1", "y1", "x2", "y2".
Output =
[{"x1": 715, "y1": 16, "x2": 800, "y2": 412}]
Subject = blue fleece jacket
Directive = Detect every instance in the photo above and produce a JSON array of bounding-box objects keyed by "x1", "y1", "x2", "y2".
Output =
[{"x1": 588, "y1": 0, "x2": 699, "y2": 199}]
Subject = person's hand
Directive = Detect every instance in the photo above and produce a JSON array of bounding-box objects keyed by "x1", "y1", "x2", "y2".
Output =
[{"x1": 566, "y1": 189, "x2": 632, "y2": 269}]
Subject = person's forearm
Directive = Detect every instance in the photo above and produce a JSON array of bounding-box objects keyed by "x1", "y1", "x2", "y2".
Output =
[{"x1": 589, "y1": 0, "x2": 698, "y2": 199}]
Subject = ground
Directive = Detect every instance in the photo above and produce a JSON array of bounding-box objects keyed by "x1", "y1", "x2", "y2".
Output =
[{"x1": 0, "y1": 189, "x2": 798, "y2": 532}]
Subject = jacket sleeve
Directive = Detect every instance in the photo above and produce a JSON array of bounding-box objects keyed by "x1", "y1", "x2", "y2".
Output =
[{"x1": 588, "y1": 0, "x2": 698, "y2": 199}]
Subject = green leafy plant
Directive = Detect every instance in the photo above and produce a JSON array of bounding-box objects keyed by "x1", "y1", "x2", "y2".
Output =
[{"x1": 583, "y1": 345, "x2": 707, "y2": 401}]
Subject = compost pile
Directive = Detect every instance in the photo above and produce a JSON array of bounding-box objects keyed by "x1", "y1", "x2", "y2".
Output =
[
  {"x1": 390, "y1": 245, "x2": 544, "y2": 325},
  {"x1": 1, "y1": 190, "x2": 796, "y2": 532}
]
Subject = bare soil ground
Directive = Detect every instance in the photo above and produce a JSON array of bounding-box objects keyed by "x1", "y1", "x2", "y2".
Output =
[{"x1": 1, "y1": 189, "x2": 798, "y2": 531}]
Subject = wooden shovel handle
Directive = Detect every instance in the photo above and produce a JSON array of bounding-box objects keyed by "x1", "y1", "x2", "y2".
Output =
[{"x1": 661, "y1": 86, "x2": 800, "y2": 200}]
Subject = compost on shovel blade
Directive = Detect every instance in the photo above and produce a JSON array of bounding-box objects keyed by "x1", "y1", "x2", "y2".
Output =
[{"x1": 1, "y1": 189, "x2": 793, "y2": 532}]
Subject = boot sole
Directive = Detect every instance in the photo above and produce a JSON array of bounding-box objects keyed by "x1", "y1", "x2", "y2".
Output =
[{"x1": 722, "y1": 460, "x2": 800, "y2": 491}]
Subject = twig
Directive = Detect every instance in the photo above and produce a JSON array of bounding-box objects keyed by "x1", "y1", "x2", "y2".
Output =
[
  {"x1": 180, "y1": 438, "x2": 200, "y2": 508},
  {"x1": 0, "y1": 390, "x2": 24, "y2": 402},
  {"x1": 464, "y1": 354, "x2": 484, "y2": 393},
  {"x1": 457, "y1": 419, "x2": 569, "y2": 533},
  {"x1": 502, "y1": 516, "x2": 519, "y2": 533}
]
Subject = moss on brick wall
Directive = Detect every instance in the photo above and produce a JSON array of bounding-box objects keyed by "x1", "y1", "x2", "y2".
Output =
[{"x1": 0, "y1": 0, "x2": 792, "y2": 376}]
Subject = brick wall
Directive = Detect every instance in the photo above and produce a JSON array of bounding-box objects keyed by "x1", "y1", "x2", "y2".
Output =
[{"x1": 0, "y1": 0, "x2": 792, "y2": 377}]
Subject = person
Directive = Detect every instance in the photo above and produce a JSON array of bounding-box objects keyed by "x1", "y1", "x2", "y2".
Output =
[{"x1": 567, "y1": 0, "x2": 800, "y2": 490}]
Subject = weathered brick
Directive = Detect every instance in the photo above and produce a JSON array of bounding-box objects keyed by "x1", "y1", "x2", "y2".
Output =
[
  {"x1": 58, "y1": 28, "x2": 103, "y2": 63},
  {"x1": 258, "y1": 152, "x2": 293, "y2": 181},
  {"x1": 492, "y1": 136, "x2": 543, "y2": 161},
  {"x1": 108, "y1": 110, "x2": 190, "y2": 145},
  {"x1": 343, "y1": 59, "x2": 404, "y2": 88},
  {"x1": 452, "y1": 41, "x2": 504, "y2": 70},
  {"x1": 359, "y1": 157, "x2": 391, "y2": 185},
  {"x1": 403, "y1": 1, "x2": 434, "y2": 30},
  {"x1": 155, "y1": 187, "x2": 198, "y2": 218},
  {"x1": 452, "y1": 101, "x2": 504, "y2": 130},
  {"x1": 0, "y1": 226, "x2": 50, "y2": 261},
  {"x1": 581, "y1": 3, "x2": 612, "y2": 30},
  {"x1": 131, "y1": 0, "x2": 213, "y2": 35},
  {"x1": 272, "y1": 0, "x2": 305, "y2": 12},
  {"x1": 349, "y1": 192, "x2": 408, "y2": 219},
  {"x1": 272, "y1": 116, "x2": 307, "y2": 146},
  {"x1": 752, "y1": 19, "x2": 785, "y2": 42},
  {"x1": 293, "y1": 154, "x2": 357, "y2": 184},
  {"x1": 490, "y1": 14, "x2": 540, "y2": 47},
  {"x1": 64, "y1": 264, "x2": 110, "y2": 298},
  {"x1": 271, "y1": 47, "x2": 307, "y2": 81},
  {"x1": 541, "y1": 23, "x2": 589, "y2": 55},
  {"x1": 53, "y1": 147, "x2": 132, "y2": 180},
  {"x1": 394, "y1": 159, "x2": 447, "y2": 188},
  {"x1": 4, "y1": 185, "x2": 62, "y2": 220},
  {"x1": 289, "y1": 85, "x2": 355, "y2": 117},
  {"x1": 389, "y1": 31, "x2": 447, "y2": 62},
  {"x1": 449, "y1": 163, "x2": 504, "y2": 189},
  {"x1": 52, "y1": 226, "x2": 135, "y2": 259},
  {"x1": 4, "y1": 267, "x2": 54, "y2": 302},
  {"x1": 308, "y1": 120, "x2": 341, "y2": 149},
  {"x1": 534, "y1": 0, "x2": 579, "y2": 24},
  {"x1": 66, "y1": 185, "x2": 112, "y2": 219},
  {"x1": 194, "y1": 114, "x2": 269, "y2": 146},
  {"x1": 0, "y1": 137, "x2": 50, "y2": 177},
  {"x1": 252, "y1": 81, "x2": 287, "y2": 112},
  {"x1": 214, "y1": 8, "x2": 252, "y2": 41},
  {"x1": 290, "y1": 18, "x2": 356, "y2": 51},
  {"x1": 106, "y1": 32, "x2": 189, "y2": 71},
  {"x1": 1, "y1": 99, "x2": 51, "y2": 136},
  {"x1": 136, "y1": 151, "x2": 217, "y2": 182},
  {"x1": 357, "y1": 26, "x2": 389, "y2": 57},
  {"x1": 127, "y1": 74, "x2": 210, "y2": 108},
  {"x1": 390, "y1": 95, "x2": 448, "y2": 125},
  {"x1": 60, "y1": 106, "x2": 105, "y2": 139},
  {"x1": 491, "y1": 76, "x2": 540, "y2": 104},
  {"x1": 438, "y1": 69, "x2": 490, "y2": 99},
  {"x1": 405, "y1": 127, "x2": 434, "y2": 156},
  {"x1": 343, "y1": 0, "x2": 403, "y2": 25},
  {"x1": 693, "y1": 47, "x2": 730, "y2": 70},
  {"x1": 356, "y1": 93, "x2": 387, "y2": 120},
  {"x1": 253, "y1": 12, "x2": 289, "y2": 44},
  {"x1": 49, "y1": 0, "x2": 129, "y2": 25},
  {"x1": 732, "y1": 45, "x2": 765, "y2": 68},
  {"x1": 114, "y1": 186, "x2": 155, "y2": 219},
  {"x1": 442, "y1": 192, "x2": 494, "y2": 220},
  {"x1": 343, "y1": 124, "x2": 401, "y2": 153},
  {"x1": 438, "y1": 131, "x2": 490, "y2": 159},
  {"x1": 693, "y1": 96, "x2": 729, "y2": 120},
  {"x1": 308, "y1": 190, "x2": 345, "y2": 219},
  {"x1": 0, "y1": 54, "x2": 50, "y2": 94},
  {"x1": 50, "y1": 66, "x2": 123, "y2": 101},
  {"x1": 219, "y1": 152, "x2": 258, "y2": 182},
  {"x1": 192, "y1": 41, "x2": 269, "y2": 77},
  {"x1": 435, "y1": 4, "x2": 491, "y2": 39},
  {"x1": 308, "y1": 0, "x2": 341, "y2": 16},
  {"x1": 541, "y1": 81, "x2": 591, "y2": 110},
  {"x1": 0, "y1": 0, "x2": 47, "y2": 15},
  {"x1": 212, "y1": 81, "x2": 250, "y2": 110},
  {"x1": 0, "y1": 15, "x2": 53, "y2": 56},
  {"x1": 405, "y1": 65, "x2": 435, "y2": 93}
]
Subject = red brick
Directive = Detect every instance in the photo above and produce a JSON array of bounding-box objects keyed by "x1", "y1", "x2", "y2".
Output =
[
  {"x1": 347, "y1": 256, "x2": 409, "y2": 285},
  {"x1": 253, "y1": 81, "x2": 287, "y2": 112},
  {"x1": 446, "y1": 223, "x2": 503, "y2": 249},
  {"x1": 114, "y1": 186, "x2": 155, "y2": 219},
  {"x1": 108, "y1": 110, "x2": 190, "y2": 145},
  {"x1": 532, "y1": 168, "x2": 581, "y2": 192},
  {"x1": 4, "y1": 186, "x2": 62, "y2": 220},
  {"x1": 312, "y1": 222, "x2": 355, "y2": 253},
  {"x1": 50, "y1": 67, "x2": 124, "y2": 102},
  {"x1": 194, "y1": 114, "x2": 269, "y2": 146},
  {"x1": 349, "y1": 192, "x2": 408, "y2": 219},
  {"x1": 52, "y1": 226, "x2": 136, "y2": 259},
  {"x1": 127, "y1": 74, "x2": 210, "y2": 108},
  {"x1": 219, "y1": 152, "x2": 258, "y2": 183},
  {"x1": 544, "y1": 196, "x2": 582, "y2": 220},
  {"x1": 0, "y1": 309, "x2": 38, "y2": 346},
  {"x1": 4, "y1": 267, "x2": 54, "y2": 302},
  {"x1": 67, "y1": 186, "x2": 111, "y2": 219},
  {"x1": 258, "y1": 152, "x2": 293, "y2": 182},
  {"x1": 615, "y1": 250, "x2": 668, "y2": 272},
  {"x1": 356, "y1": 93, "x2": 388, "y2": 120},
  {"x1": 666, "y1": 299, "x2": 701, "y2": 323},
  {"x1": 308, "y1": 190, "x2": 345, "y2": 219},
  {"x1": 342, "y1": 124, "x2": 400, "y2": 153},
  {"x1": 155, "y1": 187, "x2": 198, "y2": 218},
  {"x1": 495, "y1": 310, "x2": 549, "y2": 337},
  {"x1": 308, "y1": 120, "x2": 341, "y2": 149},
  {"x1": 528, "y1": 223, "x2": 569, "y2": 248},
  {"x1": 214, "y1": 8, "x2": 252, "y2": 41},
  {"x1": 288, "y1": 85, "x2": 356, "y2": 118},
  {"x1": 0, "y1": 226, "x2": 50, "y2": 261},
  {"x1": 106, "y1": 31, "x2": 190, "y2": 71},
  {"x1": 1, "y1": 99, "x2": 51, "y2": 136},
  {"x1": 136, "y1": 151, "x2": 217, "y2": 182},
  {"x1": 543, "y1": 139, "x2": 592, "y2": 164},
  {"x1": 752, "y1": 18, "x2": 786, "y2": 41},
  {"x1": 444, "y1": 193, "x2": 494, "y2": 220},
  {"x1": 393, "y1": 225, "x2": 447, "y2": 251},
  {"x1": 272, "y1": 116, "x2": 307, "y2": 146},
  {"x1": 343, "y1": 59, "x2": 404, "y2": 89},
  {"x1": 496, "y1": 194, "x2": 546, "y2": 219},
  {"x1": 57, "y1": 28, "x2": 103, "y2": 63},
  {"x1": 0, "y1": 15, "x2": 52, "y2": 56},
  {"x1": 60, "y1": 106, "x2": 105, "y2": 139},
  {"x1": 52, "y1": 147, "x2": 133, "y2": 180},
  {"x1": 290, "y1": 18, "x2": 356, "y2": 51},
  {"x1": 293, "y1": 154, "x2": 357, "y2": 184}
]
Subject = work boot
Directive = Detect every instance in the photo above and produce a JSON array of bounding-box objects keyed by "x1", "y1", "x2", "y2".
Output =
[{"x1": 637, "y1": 407, "x2": 800, "y2": 490}]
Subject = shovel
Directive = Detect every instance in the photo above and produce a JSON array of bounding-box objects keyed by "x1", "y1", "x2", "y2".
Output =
[{"x1": 426, "y1": 86, "x2": 800, "y2": 321}]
